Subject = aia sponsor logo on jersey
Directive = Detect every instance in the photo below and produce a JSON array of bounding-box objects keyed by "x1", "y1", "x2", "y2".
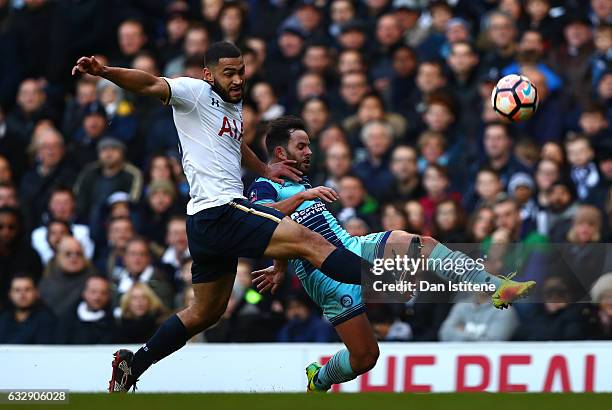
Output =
[{"x1": 217, "y1": 116, "x2": 243, "y2": 142}]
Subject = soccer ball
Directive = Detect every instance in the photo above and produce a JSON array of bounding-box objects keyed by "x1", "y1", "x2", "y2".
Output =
[{"x1": 491, "y1": 74, "x2": 538, "y2": 122}]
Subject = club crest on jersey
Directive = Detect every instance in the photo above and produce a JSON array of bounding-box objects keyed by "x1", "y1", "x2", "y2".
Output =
[{"x1": 218, "y1": 116, "x2": 243, "y2": 142}]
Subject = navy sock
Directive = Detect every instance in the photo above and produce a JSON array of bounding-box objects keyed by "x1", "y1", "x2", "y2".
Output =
[
  {"x1": 320, "y1": 248, "x2": 367, "y2": 285},
  {"x1": 130, "y1": 314, "x2": 189, "y2": 381}
]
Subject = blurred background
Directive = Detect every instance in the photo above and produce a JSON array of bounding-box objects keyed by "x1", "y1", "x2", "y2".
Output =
[{"x1": 0, "y1": 0, "x2": 611, "y2": 349}]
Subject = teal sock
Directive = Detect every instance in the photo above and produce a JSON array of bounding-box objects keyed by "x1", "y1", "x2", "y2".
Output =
[
  {"x1": 314, "y1": 349, "x2": 357, "y2": 390},
  {"x1": 428, "y1": 243, "x2": 503, "y2": 289}
]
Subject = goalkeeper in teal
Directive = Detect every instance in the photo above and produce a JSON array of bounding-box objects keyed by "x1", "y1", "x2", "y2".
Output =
[{"x1": 249, "y1": 116, "x2": 536, "y2": 392}]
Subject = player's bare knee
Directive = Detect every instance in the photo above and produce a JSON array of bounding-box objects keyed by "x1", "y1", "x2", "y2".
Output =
[{"x1": 350, "y1": 345, "x2": 379, "y2": 374}]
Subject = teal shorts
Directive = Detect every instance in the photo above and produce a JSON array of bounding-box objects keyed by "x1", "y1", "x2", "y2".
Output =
[{"x1": 292, "y1": 231, "x2": 391, "y2": 326}]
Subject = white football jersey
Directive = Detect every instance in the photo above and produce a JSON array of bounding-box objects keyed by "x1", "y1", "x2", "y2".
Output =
[{"x1": 164, "y1": 77, "x2": 245, "y2": 215}]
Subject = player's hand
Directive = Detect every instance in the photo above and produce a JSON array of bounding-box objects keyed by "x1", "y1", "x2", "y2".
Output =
[
  {"x1": 491, "y1": 228, "x2": 511, "y2": 244},
  {"x1": 264, "y1": 160, "x2": 302, "y2": 184},
  {"x1": 251, "y1": 265, "x2": 285, "y2": 295},
  {"x1": 71, "y1": 55, "x2": 105, "y2": 77},
  {"x1": 302, "y1": 186, "x2": 339, "y2": 203}
]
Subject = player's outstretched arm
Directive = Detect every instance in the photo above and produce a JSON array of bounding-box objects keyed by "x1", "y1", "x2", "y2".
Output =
[
  {"x1": 261, "y1": 186, "x2": 340, "y2": 215},
  {"x1": 71, "y1": 56, "x2": 169, "y2": 102}
]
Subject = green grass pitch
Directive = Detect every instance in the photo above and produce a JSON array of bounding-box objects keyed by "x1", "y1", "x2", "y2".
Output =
[{"x1": 13, "y1": 393, "x2": 612, "y2": 410}]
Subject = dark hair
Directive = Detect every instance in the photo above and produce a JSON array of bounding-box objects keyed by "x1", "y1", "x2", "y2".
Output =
[
  {"x1": 477, "y1": 166, "x2": 501, "y2": 179},
  {"x1": 581, "y1": 102, "x2": 607, "y2": 116},
  {"x1": 47, "y1": 219, "x2": 72, "y2": 234},
  {"x1": 50, "y1": 185, "x2": 74, "y2": 199},
  {"x1": 264, "y1": 115, "x2": 307, "y2": 156},
  {"x1": 10, "y1": 272, "x2": 36, "y2": 287},
  {"x1": 204, "y1": 41, "x2": 242, "y2": 68}
]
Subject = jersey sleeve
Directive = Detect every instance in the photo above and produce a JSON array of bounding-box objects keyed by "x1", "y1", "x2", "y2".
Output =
[
  {"x1": 247, "y1": 180, "x2": 278, "y2": 205},
  {"x1": 163, "y1": 77, "x2": 202, "y2": 111}
]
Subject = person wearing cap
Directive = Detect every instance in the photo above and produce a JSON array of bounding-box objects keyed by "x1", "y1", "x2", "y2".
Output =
[
  {"x1": 508, "y1": 172, "x2": 538, "y2": 229},
  {"x1": 392, "y1": 0, "x2": 427, "y2": 47},
  {"x1": 74, "y1": 136, "x2": 143, "y2": 231}
]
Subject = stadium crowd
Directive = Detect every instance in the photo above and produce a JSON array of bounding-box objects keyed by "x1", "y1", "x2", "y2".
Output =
[{"x1": 0, "y1": 0, "x2": 611, "y2": 345}]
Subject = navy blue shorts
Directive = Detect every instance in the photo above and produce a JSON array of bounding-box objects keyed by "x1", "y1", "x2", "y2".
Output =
[{"x1": 186, "y1": 198, "x2": 285, "y2": 283}]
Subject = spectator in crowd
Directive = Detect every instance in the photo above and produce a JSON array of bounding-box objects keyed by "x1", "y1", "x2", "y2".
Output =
[
  {"x1": 475, "y1": 121, "x2": 529, "y2": 188},
  {"x1": 466, "y1": 205, "x2": 496, "y2": 243},
  {"x1": 514, "y1": 275, "x2": 587, "y2": 341},
  {"x1": 382, "y1": 145, "x2": 423, "y2": 203},
  {"x1": 95, "y1": 79, "x2": 138, "y2": 144},
  {"x1": 74, "y1": 137, "x2": 142, "y2": 229},
  {"x1": 343, "y1": 92, "x2": 407, "y2": 147},
  {"x1": 447, "y1": 41, "x2": 480, "y2": 136},
  {"x1": 115, "y1": 282, "x2": 166, "y2": 344},
  {"x1": 517, "y1": 66, "x2": 564, "y2": 143},
  {"x1": 316, "y1": 142, "x2": 352, "y2": 191},
  {"x1": 55, "y1": 276, "x2": 115, "y2": 344},
  {"x1": 19, "y1": 127, "x2": 76, "y2": 225},
  {"x1": 157, "y1": 2, "x2": 190, "y2": 67},
  {"x1": 439, "y1": 292, "x2": 519, "y2": 341},
  {"x1": 577, "y1": 103, "x2": 612, "y2": 152},
  {"x1": 404, "y1": 60, "x2": 448, "y2": 133},
  {"x1": 70, "y1": 102, "x2": 109, "y2": 168},
  {"x1": 301, "y1": 43, "x2": 334, "y2": 88},
  {"x1": 419, "y1": 164, "x2": 461, "y2": 233},
  {"x1": 554, "y1": 205, "x2": 606, "y2": 299},
  {"x1": 352, "y1": 120, "x2": 395, "y2": 201},
  {"x1": 464, "y1": 167, "x2": 503, "y2": 214},
  {"x1": 301, "y1": 97, "x2": 330, "y2": 145},
  {"x1": 161, "y1": 215, "x2": 190, "y2": 281},
  {"x1": 534, "y1": 158, "x2": 562, "y2": 208},
  {"x1": 333, "y1": 71, "x2": 371, "y2": 120},
  {"x1": 394, "y1": 0, "x2": 427, "y2": 48},
  {"x1": 433, "y1": 199, "x2": 466, "y2": 243},
  {"x1": 295, "y1": 73, "x2": 326, "y2": 109},
  {"x1": 588, "y1": 272, "x2": 612, "y2": 339},
  {"x1": 404, "y1": 199, "x2": 426, "y2": 235},
  {"x1": 267, "y1": 24, "x2": 306, "y2": 99},
  {"x1": 0, "y1": 207, "x2": 42, "y2": 312},
  {"x1": 31, "y1": 187, "x2": 94, "y2": 264},
  {"x1": 368, "y1": 304, "x2": 412, "y2": 341},
  {"x1": 38, "y1": 220, "x2": 71, "y2": 263},
  {"x1": 565, "y1": 134, "x2": 605, "y2": 205},
  {"x1": 344, "y1": 217, "x2": 371, "y2": 237},
  {"x1": 251, "y1": 81, "x2": 285, "y2": 121},
  {"x1": 328, "y1": 0, "x2": 357, "y2": 40},
  {"x1": 0, "y1": 183, "x2": 18, "y2": 208},
  {"x1": 6, "y1": 79, "x2": 54, "y2": 144},
  {"x1": 0, "y1": 106, "x2": 27, "y2": 183},
  {"x1": 538, "y1": 180, "x2": 579, "y2": 240},
  {"x1": 218, "y1": 2, "x2": 247, "y2": 47},
  {"x1": 112, "y1": 19, "x2": 149, "y2": 68},
  {"x1": 277, "y1": 294, "x2": 334, "y2": 343},
  {"x1": 0, "y1": 274, "x2": 55, "y2": 344},
  {"x1": 507, "y1": 172, "x2": 538, "y2": 229},
  {"x1": 480, "y1": 10, "x2": 518, "y2": 75},
  {"x1": 549, "y1": 16, "x2": 595, "y2": 107},
  {"x1": 62, "y1": 79, "x2": 98, "y2": 141},
  {"x1": 95, "y1": 216, "x2": 135, "y2": 278},
  {"x1": 331, "y1": 175, "x2": 378, "y2": 228},
  {"x1": 388, "y1": 44, "x2": 417, "y2": 114},
  {"x1": 417, "y1": 130, "x2": 449, "y2": 174},
  {"x1": 39, "y1": 236, "x2": 96, "y2": 317},
  {"x1": 136, "y1": 180, "x2": 181, "y2": 250},
  {"x1": 164, "y1": 24, "x2": 209, "y2": 78},
  {"x1": 113, "y1": 237, "x2": 174, "y2": 310},
  {"x1": 380, "y1": 202, "x2": 409, "y2": 232}
]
